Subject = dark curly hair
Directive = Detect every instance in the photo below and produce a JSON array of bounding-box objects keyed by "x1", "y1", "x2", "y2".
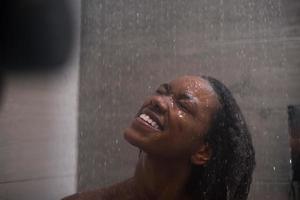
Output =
[{"x1": 185, "y1": 76, "x2": 255, "y2": 200}]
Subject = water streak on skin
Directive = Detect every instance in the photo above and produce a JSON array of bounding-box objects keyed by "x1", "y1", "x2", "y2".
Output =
[{"x1": 177, "y1": 110, "x2": 184, "y2": 118}]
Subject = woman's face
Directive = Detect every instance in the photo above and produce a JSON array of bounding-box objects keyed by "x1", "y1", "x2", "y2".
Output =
[{"x1": 124, "y1": 76, "x2": 220, "y2": 160}]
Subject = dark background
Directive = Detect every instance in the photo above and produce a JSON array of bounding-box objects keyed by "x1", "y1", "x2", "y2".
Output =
[{"x1": 0, "y1": 0, "x2": 73, "y2": 71}]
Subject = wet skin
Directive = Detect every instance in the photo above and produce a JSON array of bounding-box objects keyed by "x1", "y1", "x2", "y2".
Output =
[
  {"x1": 63, "y1": 76, "x2": 221, "y2": 200},
  {"x1": 120, "y1": 76, "x2": 221, "y2": 199},
  {"x1": 124, "y1": 75, "x2": 220, "y2": 161}
]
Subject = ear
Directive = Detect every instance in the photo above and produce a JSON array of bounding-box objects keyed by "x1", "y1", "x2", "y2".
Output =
[{"x1": 191, "y1": 143, "x2": 212, "y2": 166}]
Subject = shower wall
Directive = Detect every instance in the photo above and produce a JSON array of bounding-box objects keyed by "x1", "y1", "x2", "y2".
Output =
[{"x1": 78, "y1": 0, "x2": 300, "y2": 199}]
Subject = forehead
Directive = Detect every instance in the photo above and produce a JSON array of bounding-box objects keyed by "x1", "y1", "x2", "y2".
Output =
[
  {"x1": 169, "y1": 76, "x2": 214, "y2": 96},
  {"x1": 169, "y1": 76, "x2": 220, "y2": 109}
]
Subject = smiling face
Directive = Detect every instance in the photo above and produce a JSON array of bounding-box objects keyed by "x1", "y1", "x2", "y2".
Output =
[{"x1": 124, "y1": 76, "x2": 220, "y2": 161}]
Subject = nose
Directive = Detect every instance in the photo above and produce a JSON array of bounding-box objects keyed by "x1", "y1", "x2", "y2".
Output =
[{"x1": 149, "y1": 95, "x2": 168, "y2": 115}]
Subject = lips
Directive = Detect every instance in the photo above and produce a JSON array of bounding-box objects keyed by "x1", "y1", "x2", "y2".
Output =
[{"x1": 136, "y1": 108, "x2": 164, "y2": 131}]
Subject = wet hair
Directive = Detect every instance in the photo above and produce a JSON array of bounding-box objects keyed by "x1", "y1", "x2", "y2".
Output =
[{"x1": 185, "y1": 76, "x2": 255, "y2": 200}]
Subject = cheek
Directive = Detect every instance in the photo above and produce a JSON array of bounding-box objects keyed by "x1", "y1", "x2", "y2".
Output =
[
  {"x1": 174, "y1": 110, "x2": 199, "y2": 134},
  {"x1": 177, "y1": 110, "x2": 185, "y2": 120},
  {"x1": 173, "y1": 110, "x2": 189, "y2": 133},
  {"x1": 171, "y1": 113, "x2": 201, "y2": 144}
]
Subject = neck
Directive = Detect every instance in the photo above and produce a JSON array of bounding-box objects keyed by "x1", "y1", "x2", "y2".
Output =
[{"x1": 132, "y1": 151, "x2": 191, "y2": 200}]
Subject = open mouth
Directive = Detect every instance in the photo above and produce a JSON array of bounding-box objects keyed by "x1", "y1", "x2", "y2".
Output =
[{"x1": 137, "y1": 113, "x2": 163, "y2": 131}]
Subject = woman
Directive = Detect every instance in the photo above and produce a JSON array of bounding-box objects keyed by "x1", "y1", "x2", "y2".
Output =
[{"x1": 64, "y1": 75, "x2": 255, "y2": 200}]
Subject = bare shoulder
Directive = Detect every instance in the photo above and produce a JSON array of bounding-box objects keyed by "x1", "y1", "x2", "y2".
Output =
[{"x1": 62, "y1": 179, "x2": 135, "y2": 200}]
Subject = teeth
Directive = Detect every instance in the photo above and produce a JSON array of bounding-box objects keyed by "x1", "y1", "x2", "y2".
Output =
[{"x1": 139, "y1": 114, "x2": 160, "y2": 129}]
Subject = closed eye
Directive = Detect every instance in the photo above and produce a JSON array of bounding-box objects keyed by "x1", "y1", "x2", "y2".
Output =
[
  {"x1": 176, "y1": 94, "x2": 197, "y2": 115},
  {"x1": 177, "y1": 100, "x2": 191, "y2": 112}
]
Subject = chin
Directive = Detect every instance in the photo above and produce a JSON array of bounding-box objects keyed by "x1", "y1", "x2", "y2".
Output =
[
  {"x1": 123, "y1": 127, "x2": 143, "y2": 147},
  {"x1": 124, "y1": 127, "x2": 157, "y2": 155}
]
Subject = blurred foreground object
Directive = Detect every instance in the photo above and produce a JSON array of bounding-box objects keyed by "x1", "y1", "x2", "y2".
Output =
[
  {"x1": 0, "y1": 0, "x2": 74, "y2": 72},
  {"x1": 288, "y1": 105, "x2": 300, "y2": 200}
]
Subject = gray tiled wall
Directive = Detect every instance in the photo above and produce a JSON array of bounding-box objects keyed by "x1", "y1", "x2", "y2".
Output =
[{"x1": 78, "y1": 0, "x2": 300, "y2": 199}]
